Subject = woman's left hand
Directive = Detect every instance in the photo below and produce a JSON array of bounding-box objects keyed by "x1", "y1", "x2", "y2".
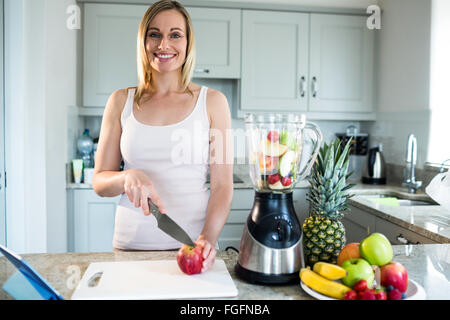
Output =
[{"x1": 194, "y1": 235, "x2": 216, "y2": 273}]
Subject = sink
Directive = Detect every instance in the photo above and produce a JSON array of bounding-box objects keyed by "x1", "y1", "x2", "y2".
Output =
[
  {"x1": 359, "y1": 193, "x2": 439, "y2": 206},
  {"x1": 397, "y1": 199, "x2": 436, "y2": 206}
]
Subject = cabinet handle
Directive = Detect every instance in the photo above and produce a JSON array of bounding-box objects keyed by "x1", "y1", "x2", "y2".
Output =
[
  {"x1": 366, "y1": 225, "x2": 370, "y2": 235},
  {"x1": 299, "y1": 76, "x2": 306, "y2": 97},
  {"x1": 194, "y1": 68, "x2": 210, "y2": 74},
  {"x1": 396, "y1": 234, "x2": 420, "y2": 245},
  {"x1": 311, "y1": 76, "x2": 318, "y2": 98},
  {"x1": 396, "y1": 234, "x2": 409, "y2": 244}
]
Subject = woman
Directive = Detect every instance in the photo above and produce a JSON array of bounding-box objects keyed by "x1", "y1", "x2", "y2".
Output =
[{"x1": 92, "y1": 0, "x2": 233, "y2": 273}]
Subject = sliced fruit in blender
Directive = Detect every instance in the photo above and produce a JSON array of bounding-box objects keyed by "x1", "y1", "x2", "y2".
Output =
[
  {"x1": 267, "y1": 173, "x2": 281, "y2": 185},
  {"x1": 260, "y1": 140, "x2": 288, "y2": 157},
  {"x1": 259, "y1": 154, "x2": 279, "y2": 173},
  {"x1": 269, "y1": 180, "x2": 285, "y2": 190},
  {"x1": 267, "y1": 130, "x2": 279, "y2": 142},
  {"x1": 279, "y1": 150, "x2": 296, "y2": 177},
  {"x1": 280, "y1": 129, "x2": 298, "y2": 151},
  {"x1": 281, "y1": 176, "x2": 292, "y2": 186}
]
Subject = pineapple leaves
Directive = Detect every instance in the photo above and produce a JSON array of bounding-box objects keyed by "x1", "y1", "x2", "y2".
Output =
[{"x1": 306, "y1": 137, "x2": 356, "y2": 219}]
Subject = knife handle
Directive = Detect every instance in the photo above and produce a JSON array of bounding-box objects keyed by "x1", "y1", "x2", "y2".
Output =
[{"x1": 148, "y1": 199, "x2": 162, "y2": 218}]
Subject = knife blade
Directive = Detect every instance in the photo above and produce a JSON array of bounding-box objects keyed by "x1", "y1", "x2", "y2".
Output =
[{"x1": 148, "y1": 199, "x2": 196, "y2": 247}]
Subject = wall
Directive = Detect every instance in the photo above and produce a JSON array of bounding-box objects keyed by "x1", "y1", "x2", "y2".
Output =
[
  {"x1": 428, "y1": 0, "x2": 450, "y2": 164},
  {"x1": 361, "y1": 0, "x2": 432, "y2": 168},
  {"x1": 4, "y1": 0, "x2": 77, "y2": 253}
]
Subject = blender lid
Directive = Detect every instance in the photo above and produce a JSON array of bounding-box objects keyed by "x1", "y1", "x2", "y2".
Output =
[{"x1": 244, "y1": 113, "x2": 306, "y2": 128}]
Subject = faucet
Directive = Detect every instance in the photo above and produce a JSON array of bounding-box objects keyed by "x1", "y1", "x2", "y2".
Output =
[{"x1": 402, "y1": 134, "x2": 422, "y2": 193}]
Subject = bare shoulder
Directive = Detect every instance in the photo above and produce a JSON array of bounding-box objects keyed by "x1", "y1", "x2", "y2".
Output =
[
  {"x1": 104, "y1": 88, "x2": 131, "y2": 119},
  {"x1": 205, "y1": 88, "x2": 230, "y2": 125}
]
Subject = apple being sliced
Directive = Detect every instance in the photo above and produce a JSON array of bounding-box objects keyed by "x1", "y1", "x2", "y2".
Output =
[
  {"x1": 260, "y1": 140, "x2": 288, "y2": 157},
  {"x1": 176, "y1": 244, "x2": 204, "y2": 275}
]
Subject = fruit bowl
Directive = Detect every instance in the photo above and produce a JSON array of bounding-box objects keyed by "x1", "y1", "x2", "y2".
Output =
[{"x1": 300, "y1": 279, "x2": 426, "y2": 300}]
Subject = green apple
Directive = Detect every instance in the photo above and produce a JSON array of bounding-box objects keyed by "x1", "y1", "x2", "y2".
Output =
[
  {"x1": 360, "y1": 233, "x2": 393, "y2": 266},
  {"x1": 341, "y1": 258, "x2": 375, "y2": 288},
  {"x1": 279, "y1": 130, "x2": 297, "y2": 151}
]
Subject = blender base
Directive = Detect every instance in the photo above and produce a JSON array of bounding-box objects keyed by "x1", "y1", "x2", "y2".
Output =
[{"x1": 234, "y1": 263, "x2": 299, "y2": 285}]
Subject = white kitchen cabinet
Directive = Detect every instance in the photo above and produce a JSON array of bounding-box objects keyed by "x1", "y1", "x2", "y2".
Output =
[
  {"x1": 309, "y1": 14, "x2": 374, "y2": 113},
  {"x1": 240, "y1": 10, "x2": 309, "y2": 111},
  {"x1": 189, "y1": 7, "x2": 241, "y2": 79},
  {"x1": 240, "y1": 11, "x2": 374, "y2": 117},
  {"x1": 68, "y1": 189, "x2": 120, "y2": 252},
  {"x1": 218, "y1": 189, "x2": 253, "y2": 250},
  {"x1": 293, "y1": 188, "x2": 310, "y2": 227},
  {"x1": 342, "y1": 205, "x2": 377, "y2": 243},
  {"x1": 375, "y1": 217, "x2": 439, "y2": 245},
  {"x1": 83, "y1": 3, "x2": 144, "y2": 107},
  {"x1": 83, "y1": 4, "x2": 242, "y2": 107}
]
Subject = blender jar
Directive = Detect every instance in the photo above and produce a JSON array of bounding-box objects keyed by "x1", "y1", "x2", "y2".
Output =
[{"x1": 245, "y1": 113, "x2": 322, "y2": 193}]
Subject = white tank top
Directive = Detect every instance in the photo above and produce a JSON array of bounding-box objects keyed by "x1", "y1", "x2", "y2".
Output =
[{"x1": 113, "y1": 86, "x2": 210, "y2": 250}]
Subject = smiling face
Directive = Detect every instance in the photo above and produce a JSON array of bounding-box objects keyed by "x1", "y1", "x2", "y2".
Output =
[{"x1": 146, "y1": 9, "x2": 188, "y2": 74}]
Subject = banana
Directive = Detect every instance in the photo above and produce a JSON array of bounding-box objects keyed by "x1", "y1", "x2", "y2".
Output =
[
  {"x1": 300, "y1": 267, "x2": 351, "y2": 299},
  {"x1": 313, "y1": 262, "x2": 347, "y2": 280}
]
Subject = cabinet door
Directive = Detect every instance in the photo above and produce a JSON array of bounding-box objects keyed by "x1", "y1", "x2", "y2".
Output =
[
  {"x1": 73, "y1": 189, "x2": 121, "y2": 252},
  {"x1": 241, "y1": 10, "x2": 309, "y2": 111},
  {"x1": 293, "y1": 188, "x2": 310, "y2": 226},
  {"x1": 309, "y1": 14, "x2": 374, "y2": 113},
  {"x1": 342, "y1": 205, "x2": 376, "y2": 243},
  {"x1": 188, "y1": 7, "x2": 241, "y2": 79},
  {"x1": 375, "y1": 218, "x2": 439, "y2": 245},
  {"x1": 83, "y1": 4, "x2": 146, "y2": 107},
  {"x1": 218, "y1": 209, "x2": 248, "y2": 250},
  {"x1": 218, "y1": 189, "x2": 254, "y2": 250}
]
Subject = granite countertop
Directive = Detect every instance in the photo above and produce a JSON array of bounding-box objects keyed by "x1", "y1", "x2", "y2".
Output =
[
  {"x1": 1, "y1": 244, "x2": 449, "y2": 300},
  {"x1": 347, "y1": 184, "x2": 450, "y2": 243}
]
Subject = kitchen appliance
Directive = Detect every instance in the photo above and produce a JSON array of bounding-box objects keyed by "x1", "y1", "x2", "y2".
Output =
[
  {"x1": 362, "y1": 144, "x2": 387, "y2": 184},
  {"x1": 71, "y1": 259, "x2": 237, "y2": 299},
  {"x1": 235, "y1": 113, "x2": 322, "y2": 284},
  {"x1": 148, "y1": 199, "x2": 195, "y2": 247},
  {"x1": 336, "y1": 125, "x2": 369, "y2": 182}
]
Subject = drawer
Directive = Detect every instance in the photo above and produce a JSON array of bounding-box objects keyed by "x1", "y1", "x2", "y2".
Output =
[
  {"x1": 227, "y1": 210, "x2": 249, "y2": 224},
  {"x1": 218, "y1": 224, "x2": 245, "y2": 250},
  {"x1": 375, "y1": 218, "x2": 438, "y2": 244},
  {"x1": 220, "y1": 224, "x2": 245, "y2": 239},
  {"x1": 231, "y1": 189, "x2": 254, "y2": 209},
  {"x1": 347, "y1": 205, "x2": 377, "y2": 230}
]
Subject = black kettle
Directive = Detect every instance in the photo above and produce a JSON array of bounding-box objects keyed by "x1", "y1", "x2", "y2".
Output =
[{"x1": 362, "y1": 144, "x2": 386, "y2": 184}]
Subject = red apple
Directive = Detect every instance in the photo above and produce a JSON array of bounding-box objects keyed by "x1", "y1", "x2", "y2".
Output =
[
  {"x1": 337, "y1": 243, "x2": 361, "y2": 266},
  {"x1": 267, "y1": 130, "x2": 279, "y2": 142},
  {"x1": 268, "y1": 173, "x2": 281, "y2": 185},
  {"x1": 281, "y1": 176, "x2": 292, "y2": 186},
  {"x1": 380, "y1": 262, "x2": 408, "y2": 293},
  {"x1": 176, "y1": 244, "x2": 204, "y2": 275}
]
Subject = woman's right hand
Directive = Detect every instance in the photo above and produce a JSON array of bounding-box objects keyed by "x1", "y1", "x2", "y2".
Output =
[{"x1": 123, "y1": 168, "x2": 166, "y2": 216}]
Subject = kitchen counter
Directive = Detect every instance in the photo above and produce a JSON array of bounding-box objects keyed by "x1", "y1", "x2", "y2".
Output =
[
  {"x1": 347, "y1": 184, "x2": 450, "y2": 243},
  {"x1": 1, "y1": 244, "x2": 449, "y2": 300}
]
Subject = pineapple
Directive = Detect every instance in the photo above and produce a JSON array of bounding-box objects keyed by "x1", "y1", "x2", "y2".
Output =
[{"x1": 303, "y1": 138, "x2": 355, "y2": 267}]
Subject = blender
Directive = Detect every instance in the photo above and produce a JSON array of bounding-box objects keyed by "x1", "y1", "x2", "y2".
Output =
[{"x1": 235, "y1": 113, "x2": 322, "y2": 284}]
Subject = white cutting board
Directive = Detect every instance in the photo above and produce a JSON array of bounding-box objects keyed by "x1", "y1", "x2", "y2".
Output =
[{"x1": 71, "y1": 259, "x2": 238, "y2": 300}]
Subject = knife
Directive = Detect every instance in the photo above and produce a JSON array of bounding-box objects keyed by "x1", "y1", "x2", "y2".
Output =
[{"x1": 148, "y1": 199, "x2": 196, "y2": 247}]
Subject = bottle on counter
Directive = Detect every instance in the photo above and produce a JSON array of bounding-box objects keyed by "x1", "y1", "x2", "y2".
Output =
[{"x1": 77, "y1": 129, "x2": 94, "y2": 169}]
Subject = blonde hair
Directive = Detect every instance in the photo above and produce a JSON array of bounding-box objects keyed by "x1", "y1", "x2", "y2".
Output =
[{"x1": 134, "y1": 0, "x2": 196, "y2": 108}]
